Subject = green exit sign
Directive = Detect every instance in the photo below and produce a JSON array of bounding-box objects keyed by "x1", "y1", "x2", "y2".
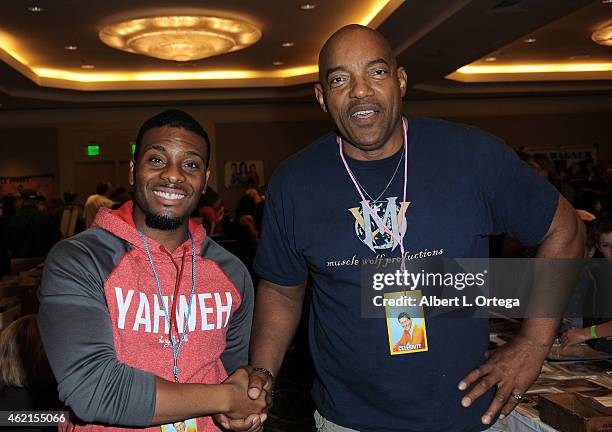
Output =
[{"x1": 87, "y1": 144, "x2": 100, "y2": 156}]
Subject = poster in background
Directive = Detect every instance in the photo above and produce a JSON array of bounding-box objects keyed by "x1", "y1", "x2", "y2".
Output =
[
  {"x1": 0, "y1": 174, "x2": 55, "y2": 199},
  {"x1": 525, "y1": 146, "x2": 597, "y2": 176},
  {"x1": 224, "y1": 160, "x2": 264, "y2": 189}
]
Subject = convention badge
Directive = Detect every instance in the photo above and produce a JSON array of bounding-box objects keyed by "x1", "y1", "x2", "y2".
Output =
[
  {"x1": 385, "y1": 290, "x2": 428, "y2": 355},
  {"x1": 161, "y1": 418, "x2": 197, "y2": 432}
]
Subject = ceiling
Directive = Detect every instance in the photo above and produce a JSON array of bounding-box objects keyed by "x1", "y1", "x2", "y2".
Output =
[{"x1": 0, "y1": 0, "x2": 610, "y2": 109}]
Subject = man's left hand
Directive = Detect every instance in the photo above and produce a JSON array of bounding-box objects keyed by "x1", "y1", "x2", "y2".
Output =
[
  {"x1": 213, "y1": 413, "x2": 266, "y2": 432},
  {"x1": 457, "y1": 334, "x2": 549, "y2": 425}
]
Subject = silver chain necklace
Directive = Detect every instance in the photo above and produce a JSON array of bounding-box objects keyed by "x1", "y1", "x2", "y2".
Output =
[{"x1": 351, "y1": 145, "x2": 405, "y2": 202}]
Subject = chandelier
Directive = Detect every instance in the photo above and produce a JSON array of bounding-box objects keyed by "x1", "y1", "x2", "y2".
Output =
[
  {"x1": 99, "y1": 15, "x2": 262, "y2": 62},
  {"x1": 592, "y1": 23, "x2": 612, "y2": 47}
]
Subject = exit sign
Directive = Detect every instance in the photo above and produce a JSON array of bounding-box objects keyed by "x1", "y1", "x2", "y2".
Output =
[{"x1": 87, "y1": 144, "x2": 100, "y2": 156}]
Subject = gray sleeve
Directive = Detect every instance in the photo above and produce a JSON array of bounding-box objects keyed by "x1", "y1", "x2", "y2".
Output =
[
  {"x1": 222, "y1": 268, "x2": 254, "y2": 373},
  {"x1": 202, "y1": 238, "x2": 254, "y2": 373},
  {"x1": 38, "y1": 235, "x2": 156, "y2": 427}
]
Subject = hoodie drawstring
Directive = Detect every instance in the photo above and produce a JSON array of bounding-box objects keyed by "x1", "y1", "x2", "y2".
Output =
[{"x1": 164, "y1": 246, "x2": 188, "y2": 339}]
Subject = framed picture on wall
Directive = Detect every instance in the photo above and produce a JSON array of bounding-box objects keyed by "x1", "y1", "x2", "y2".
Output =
[{"x1": 224, "y1": 160, "x2": 265, "y2": 189}]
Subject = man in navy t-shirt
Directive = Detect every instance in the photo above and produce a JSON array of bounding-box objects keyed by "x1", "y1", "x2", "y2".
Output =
[{"x1": 244, "y1": 25, "x2": 584, "y2": 432}]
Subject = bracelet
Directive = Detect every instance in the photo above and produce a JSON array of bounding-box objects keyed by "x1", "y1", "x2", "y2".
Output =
[
  {"x1": 591, "y1": 325, "x2": 599, "y2": 339},
  {"x1": 253, "y1": 367, "x2": 275, "y2": 383}
]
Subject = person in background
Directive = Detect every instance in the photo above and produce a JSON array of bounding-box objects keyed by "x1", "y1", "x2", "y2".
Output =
[
  {"x1": 8, "y1": 190, "x2": 60, "y2": 258},
  {"x1": 244, "y1": 188, "x2": 265, "y2": 233},
  {"x1": 234, "y1": 194, "x2": 258, "y2": 242},
  {"x1": 83, "y1": 181, "x2": 114, "y2": 228},
  {"x1": 0, "y1": 195, "x2": 16, "y2": 277},
  {"x1": 561, "y1": 216, "x2": 612, "y2": 351},
  {"x1": 561, "y1": 321, "x2": 612, "y2": 349},
  {"x1": 198, "y1": 187, "x2": 225, "y2": 237},
  {"x1": 0, "y1": 315, "x2": 61, "y2": 413},
  {"x1": 573, "y1": 191, "x2": 603, "y2": 221},
  {"x1": 110, "y1": 186, "x2": 132, "y2": 209}
]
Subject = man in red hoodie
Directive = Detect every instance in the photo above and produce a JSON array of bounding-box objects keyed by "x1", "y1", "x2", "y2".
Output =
[{"x1": 39, "y1": 110, "x2": 267, "y2": 432}]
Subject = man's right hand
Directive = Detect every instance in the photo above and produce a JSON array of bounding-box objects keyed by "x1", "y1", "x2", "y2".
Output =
[
  {"x1": 223, "y1": 368, "x2": 268, "y2": 419},
  {"x1": 213, "y1": 368, "x2": 272, "y2": 431}
]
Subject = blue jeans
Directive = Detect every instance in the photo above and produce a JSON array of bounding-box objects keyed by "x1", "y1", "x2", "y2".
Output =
[{"x1": 314, "y1": 410, "x2": 510, "y2": 432}]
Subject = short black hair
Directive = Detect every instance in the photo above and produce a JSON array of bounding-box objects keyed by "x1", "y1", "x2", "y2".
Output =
[
  {"x1": 593, "y1": 215, "x2": 612, "y2": 243},
  {"x1": 96, "y1": 181, "x2": 111, "y2": 195},
  {"x1": 133, "y1": 109, "x2": 210, "y2": 168},
  {"x1": 398, "y1": 312, "x2": 411, "y2": 321}
]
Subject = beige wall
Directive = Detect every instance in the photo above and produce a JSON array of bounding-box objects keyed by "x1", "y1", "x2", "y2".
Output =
[
  {"x1": 449, "y1": 112, "x2": 612, "y2": 164},
  {"x1": 0, "y1": 93, "x2": 610, "y2": 207},
  {"x1": 0, "y1": 128, "x2": 58, "y2": 176},
  {"x1": 0, "y1": 127, "x2": 59, "y2": 196},
  {"x1": 0, "y1": 103, "x2": 331, "y2": 207},
  {"x1": 215, "y1": 119, "x2": 332, "y2": 211}
]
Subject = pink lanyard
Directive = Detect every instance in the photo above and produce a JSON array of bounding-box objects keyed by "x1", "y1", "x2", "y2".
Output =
[{"x1": 338, "y1": 117, "x2": 409, "y2": 271}]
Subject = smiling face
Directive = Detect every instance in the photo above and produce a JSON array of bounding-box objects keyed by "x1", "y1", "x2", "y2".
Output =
[
  {"x1": 129, "y1": 126, "x2": 209, "y2": 231},
  {"x1": 314, "y1": 25, "x2": 407, "y2": 155},
  {"x1": 399, "y1": 316, "x2": 411, "y2": 331}
]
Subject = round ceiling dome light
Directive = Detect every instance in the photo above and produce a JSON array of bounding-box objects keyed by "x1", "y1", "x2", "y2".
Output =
[
  {"x1": 592, "y1": 23, "x2": 612, "y2": 46},
  {"x1": 99, "y1": 15, "x2": 262, "y2": 62}
]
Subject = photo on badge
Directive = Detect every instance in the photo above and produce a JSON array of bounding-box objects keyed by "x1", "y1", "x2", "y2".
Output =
[
  {"x1": 161, "y1": 418, "x2": 197, "y2": 432},
  {"x1": 385, "y1": 291, "x2": 428, "y2": 355}
]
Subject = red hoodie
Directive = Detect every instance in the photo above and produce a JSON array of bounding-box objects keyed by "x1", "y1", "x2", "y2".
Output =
[{"x1": 39, "y1": 202, "x2": 254, "y2": 432}]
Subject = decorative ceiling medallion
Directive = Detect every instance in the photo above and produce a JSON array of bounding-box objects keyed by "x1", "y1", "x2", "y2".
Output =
[{"x1": 99, "y1": 15, "x2": 262, "y2": 61}]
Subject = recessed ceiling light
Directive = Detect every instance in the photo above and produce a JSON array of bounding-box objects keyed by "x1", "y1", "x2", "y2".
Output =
[
  {"x1": 64, "y1": 45, "x2": 78, "y2": 51},
  {"x1": 81, "y1": 64, "x2": 95, "y2": 69},
  {"x1": 273, "y1": 61, "x2": 284, "y2": 66},
  {"x1": 28, "y1": 6, "x2": 43, "y2": 12},
  {"x1": 281, "y1": 42, "x2": 295, "y2": 48},
  {"x1": 524, "y1": 38, "x2": 537, "y2": 43},
  {"x1": 300, "y1": 4, "x2": 316, "y2": 10},
  {"x1": 484, "y1": 56, "x2": 497, "y2": 62}
]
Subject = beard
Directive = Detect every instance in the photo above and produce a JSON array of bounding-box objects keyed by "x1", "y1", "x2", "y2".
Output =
[{"x1": 144, "y1": 212, "x2": 184, "y2": 231}]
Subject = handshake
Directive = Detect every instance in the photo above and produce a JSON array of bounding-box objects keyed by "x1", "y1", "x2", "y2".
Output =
[{"x1": 214, "y1": 366, "x2": 274, "y2": 432}]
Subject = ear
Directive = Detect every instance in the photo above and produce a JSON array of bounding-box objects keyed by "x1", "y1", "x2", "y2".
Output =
[
  {"x1": 203, "y1": 169, "x2": 211, "y2": 194},
  {"x1": 128, "y1": 159, "x2": 135, "y2": 186},
  {"x1": 397, "y1": 66, "x2": 407, "y2": 97},
  {"x1": 313, "y1": 83, "x2": 328, "y2": 113}
]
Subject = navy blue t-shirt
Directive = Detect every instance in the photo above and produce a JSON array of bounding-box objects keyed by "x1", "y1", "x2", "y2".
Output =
[{"x1": 254, "y1": 116, "x2": 558, "y2": 432}]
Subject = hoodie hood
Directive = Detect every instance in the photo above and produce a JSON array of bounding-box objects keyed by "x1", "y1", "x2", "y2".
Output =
[{"x1": 92, "y1": 201, "x2": 205, "y2": 258}]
